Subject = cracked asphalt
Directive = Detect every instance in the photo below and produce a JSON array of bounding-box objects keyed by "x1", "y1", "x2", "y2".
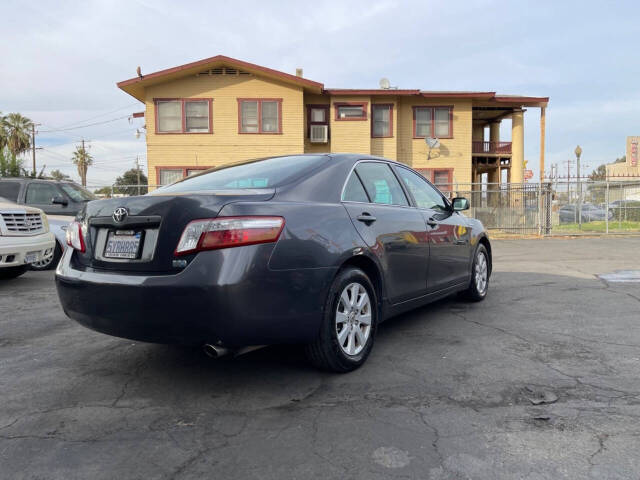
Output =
[{"x1": 1, "y1": 236, "x2": 640, "y2": 479}]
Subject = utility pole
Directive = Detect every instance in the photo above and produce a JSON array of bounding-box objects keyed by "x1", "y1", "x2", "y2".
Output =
[
  {"x1": 31, "y1": 122, "x2": 41, "y2": 176},
  {"x1": 135, "y1": 156, "x2": 141, "y2": 195},
  {"x1": 81, "y1": 139, "x2": 86, "y2": 187},
  {"x1": 575, "y1": 145, "x2": 583, "y2": 229}
]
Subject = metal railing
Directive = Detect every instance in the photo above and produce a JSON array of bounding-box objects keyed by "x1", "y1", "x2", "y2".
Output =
[
  {"x1": 88, "y1": 180, "x2": 640, "y2": 236},
  {"x1": 472, "y1": 141, "x2": 512, "y2": 154}
]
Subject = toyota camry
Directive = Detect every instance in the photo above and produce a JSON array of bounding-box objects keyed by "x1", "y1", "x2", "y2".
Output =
[{"x1": 55, "y1": 154, "x2": 491, "y2": 372}]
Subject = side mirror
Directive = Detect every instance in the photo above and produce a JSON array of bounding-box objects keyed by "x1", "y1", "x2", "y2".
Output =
[
  {"x1": 52, "y1": 196, "x2": 68, "y2": 206},
  {"x1": 452, "y1": 197, "x2": 469, "y2": 211}
]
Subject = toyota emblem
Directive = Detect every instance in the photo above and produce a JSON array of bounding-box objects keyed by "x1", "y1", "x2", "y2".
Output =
[{"x1": 113, "y1": 207, "x2": 128, "y2": 223}]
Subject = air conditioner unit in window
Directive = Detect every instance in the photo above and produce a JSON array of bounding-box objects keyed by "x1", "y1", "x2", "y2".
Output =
[{"x1": 310, "y1": 125, "x2": 328, "y2": 143}]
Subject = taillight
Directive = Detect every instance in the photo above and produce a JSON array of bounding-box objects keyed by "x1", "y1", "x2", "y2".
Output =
[
  {"x1": 66, "y1": 220, "x2": 86, "y2": 253},
  {"x1": 175, "y1": 216, "x2": 284, "y2": 256}
]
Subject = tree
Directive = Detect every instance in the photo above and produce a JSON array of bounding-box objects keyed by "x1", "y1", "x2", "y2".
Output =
[
  {"x1": 0, "y1": 146, "x2": 24, "y2": 177},
  {"x1": 2, "y1": 113, "x2": 32, "y2": 158},
  {"x1": 114, "y1": 168, "x2": 148, "y2": 195},
  {"x1": 71, "y1": 144, "x2": 93, "y2": 187},
  {"x1": 49, "y1": 169, "x2": 71, "y2": 181},
  {"x1": 589, "y1": 156, "x2": 628, "y2": 181}
]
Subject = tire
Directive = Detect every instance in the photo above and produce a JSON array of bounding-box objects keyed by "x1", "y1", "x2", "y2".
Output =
[
  {"x1": 0, "y1": 265, "x2": 29, "y2": 280},
  {"x1": 30, "y1": 243, "x2": 62, "y2": 271},
  {"x1": 305, "y1": 267, "x2": 378, "y2": 373},
  {"x1": 461, "y1": 244, "x2": 489, "y2": 302}
]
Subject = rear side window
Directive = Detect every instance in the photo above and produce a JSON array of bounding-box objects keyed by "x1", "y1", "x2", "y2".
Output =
[
  {"x1": 0, "y1": 181, "x2": 20, "y2": 202},
  {"x1": 25, "y1": 183, "x2": 59, "y2": 204},
  {"x1": 342, "y1": 172, "x2": 369, "y2": 203},
  {"x1": 153, "y1": 155, "x2": 328, "y2": 194},
  {"x1": 355, "y1": 162, "x2": 408, "y2": 206}
]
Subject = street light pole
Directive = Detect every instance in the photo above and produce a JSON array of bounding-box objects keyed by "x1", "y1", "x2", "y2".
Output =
[{"x1": 575, "y1": 145, "x2": 583, "y2": 229}]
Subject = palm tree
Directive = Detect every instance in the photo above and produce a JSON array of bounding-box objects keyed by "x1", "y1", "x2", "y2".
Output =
[
  {"x1": 2, "y1": 113, "x2": 32, "y2": 158},
  {"x1": 71, "y1": 144, "x2": 93, "y2": 187}
]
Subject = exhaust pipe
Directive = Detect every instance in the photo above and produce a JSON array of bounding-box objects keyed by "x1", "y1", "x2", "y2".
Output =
[{"x1": 203, "y1": 343, "x2": 231, "y2": 358}]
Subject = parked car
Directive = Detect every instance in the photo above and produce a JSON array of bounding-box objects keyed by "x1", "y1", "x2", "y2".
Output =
[
  {"x1": 0, "y1": 178, "x2": 96, "y2": 216},
  {"x1": 0, "y1": 199, "x2": 56, "y2": 279},
  {"x1": 29, "y1": 215, "x2": 71, "y2": 271},
  {"x1": 559, "y1": 203, "x2": 613, "y2": 223},
  {"x1": 55, "y1": 154, "x2": 491, "y2": 372}
]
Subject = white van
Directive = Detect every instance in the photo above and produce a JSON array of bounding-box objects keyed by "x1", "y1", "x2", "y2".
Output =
[{"x1": 0, "y1": 199, "x2": 56, "y2": 279}]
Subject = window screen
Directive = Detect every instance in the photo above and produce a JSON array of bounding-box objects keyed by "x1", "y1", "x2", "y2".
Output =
[
  {"x1": 157, "y1": 101, "x2": 182, "y2": 132},
  {"x1": 185, "y1": 101, "x2": 210, "y2": 132},
  {"x1": 159, "y1": 169, "x2": 184, "y2": 186}
]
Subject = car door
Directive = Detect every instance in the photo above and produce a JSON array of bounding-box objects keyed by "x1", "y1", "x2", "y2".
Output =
[
  {"x1": 342, "y1": 161, "x2": 429, "y2": 304},
  {"x1": 24, "y1": 182, "x2": 67, "y2": 215},
  {"x1": 393, "y1": 166, "x2": 471, "y2": 292}
]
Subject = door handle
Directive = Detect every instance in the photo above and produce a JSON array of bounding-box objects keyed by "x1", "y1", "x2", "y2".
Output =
[
  {"x1": 357, "y1": 213, "x2": 376, "y2": 224},
  {"x1": 427, "y1": 217, "x2": 438, "y2": 227}
]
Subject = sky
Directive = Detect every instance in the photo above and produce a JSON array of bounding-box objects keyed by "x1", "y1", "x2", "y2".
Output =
[{"x1": 1, "y1": 0, "x2": 639, "y2": 187}]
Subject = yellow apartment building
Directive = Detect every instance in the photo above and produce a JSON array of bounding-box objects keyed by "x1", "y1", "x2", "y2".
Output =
[
  {"x1": 607, "y1": 136, "x2": 640, "y2": 179},
  {"x1": 117, "y1": 55, "x2": 548, "y2": 190}
]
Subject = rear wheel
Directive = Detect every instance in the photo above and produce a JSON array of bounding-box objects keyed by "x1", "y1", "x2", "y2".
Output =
[
  {"x1": 461, "y1": 244, "x2": 489, "y2": 302},
  {"x1": 0, "y1": 265, "x2": 29, "y2": 280},
  {"x1": 305, "y1": 267, "x2": 377, "y2": 372},
  {"x1": 30, "y1": 243, "x2": 62, "y2": 271}
]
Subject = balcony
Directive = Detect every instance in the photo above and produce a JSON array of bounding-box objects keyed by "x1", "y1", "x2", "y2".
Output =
[{"x1": 472, "y1": 141, "x2": 512, "y2": 155}]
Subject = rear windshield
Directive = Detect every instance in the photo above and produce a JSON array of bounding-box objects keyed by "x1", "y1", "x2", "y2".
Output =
[
  {"x1": 151, "y1": 155, "x2": 328, "y2": 194},
  {"x1": 0, "y1": 181, "x2": 21, "y2": 202}
]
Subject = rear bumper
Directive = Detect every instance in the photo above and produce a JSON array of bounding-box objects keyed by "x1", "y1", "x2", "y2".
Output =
[
  {"x1": 55, "y1": 247, "x2": 336, "y2": 346},
  {"x1": 0, "y1": 232, "x2": 55, "y2": 268}
]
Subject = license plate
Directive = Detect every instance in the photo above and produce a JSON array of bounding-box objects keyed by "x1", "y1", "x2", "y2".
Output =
[
  {"x1": 104, "y1": 230, "x2": 142, "y2": 259},
  {"x1": 24, "y1": 252, "x2": 39, "y2": 264}
]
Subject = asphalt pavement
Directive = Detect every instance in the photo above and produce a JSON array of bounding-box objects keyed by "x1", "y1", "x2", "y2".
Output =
[{"x1": 1, "y1": 236, "x2": 640, "y2": 479}]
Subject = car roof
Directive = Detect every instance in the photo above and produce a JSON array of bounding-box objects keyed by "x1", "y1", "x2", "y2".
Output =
[{"x1": 0, "y1": 177, "x2": 77, "y2": 184}]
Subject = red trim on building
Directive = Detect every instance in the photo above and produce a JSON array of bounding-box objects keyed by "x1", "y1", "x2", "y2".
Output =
[
  {"x1": 132, "y1": 111, "x2": 145, "y2": 118},
  {"x1": 421, "y1": 91, "x2": 495, "y2": 99},
  {"x1": 371, "y1": 104, "x2": 394, "y2": 138},
  {"x1": 412, "y1": 106, "x2": 454, "y2": 139},
  {"x1": 155, "y1": 166, "x2": 213, "y2": 186},
  {"x1": 334, "y1": 102, "x2": 368, "y2": 121},
  {"x1": 153, "y1": 98, "x2": 213, "y2": 134},
  {"x1": 325, "y1": 89, "x2": 421, "y2": 96},
  {"x1": 118, "y1": 55, "x2": 323, "y2": 90},
  {"x1": 415, "y1": 168, "x2": 454, "y2": 191},
  {"x1": 237, "y1": 98, "x2": 283, "y2": 134}
]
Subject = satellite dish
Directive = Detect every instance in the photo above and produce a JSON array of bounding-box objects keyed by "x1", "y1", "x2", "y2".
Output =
[
  {"x1": 379, "y1": 78, "x2": 391, "y2": 89},
  {"x1": 426, "y1": 137, "x2": 440, "y2": 149}
]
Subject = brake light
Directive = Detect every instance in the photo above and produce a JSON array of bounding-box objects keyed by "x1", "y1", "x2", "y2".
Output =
[
  {"x1": 175, "y1": 216, "x2": 285, "y2": 255},
  {"x1": 66, "y1": 220, "x2": 86, "y2": 253}
]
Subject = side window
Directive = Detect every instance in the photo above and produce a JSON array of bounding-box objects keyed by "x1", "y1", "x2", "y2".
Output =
[
  {"x1": 355, "y1": 162, "x2": 408, "y2": 206},
  {"x1": 25, "y1": 183, "x2": 60, "y2": 205},
  {"x1": 342, "y1": 172, "x2": 369, "y2": 203},
  {"x1": 0, "y1": 182, "x2": 21, "y2": 202},
  {"x1": 395, "y1": 167, "x2": 448, "y2": 212}
]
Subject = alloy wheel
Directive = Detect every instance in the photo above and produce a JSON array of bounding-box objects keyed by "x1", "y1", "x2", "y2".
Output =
[
  {"x1": 335, "y1": 282, "x2": 372, "y2": 356},
  {"x1": 475, "y1": 251, "x2": 488, "y2": 295}
]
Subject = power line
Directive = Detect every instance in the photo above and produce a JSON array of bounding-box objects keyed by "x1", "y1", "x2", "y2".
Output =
[
  {"x1": 39, "y1": 115, "x2": 132, "y2": 133},
  {"x1": 53, "y1": 103, "x2": 140, "y2": 129}
]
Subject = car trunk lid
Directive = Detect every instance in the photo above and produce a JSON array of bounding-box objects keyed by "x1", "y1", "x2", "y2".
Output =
[{"x1": 74, "y1": 189, "x2": 275, "y2": 273}]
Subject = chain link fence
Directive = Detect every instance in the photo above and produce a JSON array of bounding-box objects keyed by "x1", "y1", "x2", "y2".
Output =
[{"x1": 90, "y1": 180, "x2": 640, "y2": 236}]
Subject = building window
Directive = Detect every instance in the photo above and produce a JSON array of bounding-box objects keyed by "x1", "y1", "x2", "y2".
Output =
[
  {"x1": 413, "y1": 106, "x2": 452, "y2": 138},
  {"x1": 334, "y1": 102, "x2": 367, "y2": 121},
  {"x1": 238, "y1": 99, "x2": 282, "y2": 134},
  {"x1": 415, "y1": 168, "x2": 454, "y2": 194},
  {"x1": 155, "y1": 99, "x2": 212, "y2": 134},
  {"x1": 307, "y1": 104, "x2": 329, "y2": 138},
  {"x1": 156, "y1": 167, "x2": 213, "y2": 186},
  {"x1": 371, "y1": 104, "x2": 393, "y2": 137}
]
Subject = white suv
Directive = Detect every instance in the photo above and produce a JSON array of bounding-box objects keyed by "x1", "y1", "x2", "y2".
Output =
[{"x1": 0, "y1": 199, "x2": 56, "y2": 279}]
